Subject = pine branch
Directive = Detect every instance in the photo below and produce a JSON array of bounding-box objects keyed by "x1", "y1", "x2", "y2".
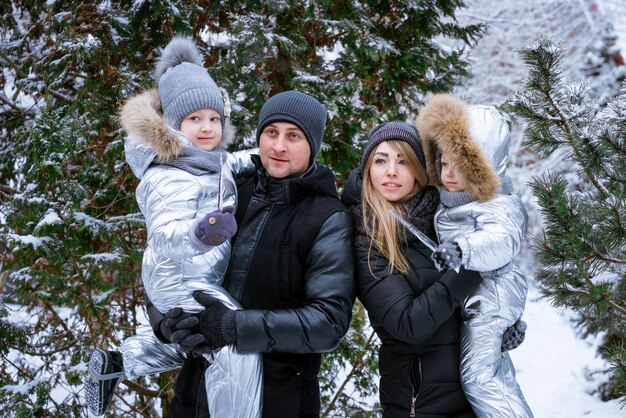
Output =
[
  {"x1": 322, "y1": 329, "x2": 378, "y2": 418},
  {"x1": 0, "y1": 184, "x2": 20, "y2": 196},
  {"x1": 123, "y1": 380, "x2": 163, "y2": 398},
  {"x1": 0, "y1": 93, "x2": 26, "y2": 114},
  {"x1": 45, "y1": 87, "x2": 75, "y2": 104},
  {"x1": 515, "y1": 38, "x2": 609, "y2": 198},
  {"x1": 542, "y1": 83, "x2": 608, "y2": 201},
  {"x1": 0, "y1": 51, "x2": 28, "y2": 78}
]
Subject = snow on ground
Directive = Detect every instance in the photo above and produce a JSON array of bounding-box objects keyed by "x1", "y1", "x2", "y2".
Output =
[
  {"x1": 510, "y1": 283, "x2": 623, "y2": 417},
  {"x1": 453, "y1": 0, "x2": 625, "y2": 416}
]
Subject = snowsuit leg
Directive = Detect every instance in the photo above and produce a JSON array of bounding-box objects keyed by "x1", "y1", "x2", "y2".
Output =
[
  {"x1": 460, "y1": 272, "x2": 533, "y2": 418},
  {"x1": 120, "y1": 326, "x2": 186, "y2": 379},
  {"x1": 201, "y1": 284, "x2": 263, "y2": 418}
]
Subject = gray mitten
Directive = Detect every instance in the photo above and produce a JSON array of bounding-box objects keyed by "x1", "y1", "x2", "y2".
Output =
[
  {"x1": 194, "y1": 206, "x2": 237, "y2": 246},
  {"x1": 160, "y1": 308, "x2": 208, "y2": 353},
  {"x1": 501, "y1": 319, "x2": 527, "y2": 352}
]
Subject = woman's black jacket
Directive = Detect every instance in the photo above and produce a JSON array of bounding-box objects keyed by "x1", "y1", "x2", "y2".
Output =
[{"x1": 355, "y1": 232, "x2": 481, "y2": 417}]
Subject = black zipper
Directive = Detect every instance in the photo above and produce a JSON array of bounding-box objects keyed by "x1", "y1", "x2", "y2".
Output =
[{"x1": 409, "y1": 356, "x2": 422, "y2": 417}]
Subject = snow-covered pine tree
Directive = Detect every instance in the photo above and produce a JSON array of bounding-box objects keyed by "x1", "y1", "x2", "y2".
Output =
[
  {"x1": 0, "y1": 3, "x2": 184, "y2": 416},
  {"x1": 1, "y1": 1, "x2": 483, "y2": 415},
  {"x1": 579, "y1": 2, "x2": 626, "y2": 106},
  {"x1": 509, "y1": 37, "x2": 626, "y2": 406}
]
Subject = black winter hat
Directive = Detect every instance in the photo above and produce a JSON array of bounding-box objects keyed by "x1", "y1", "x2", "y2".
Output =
[
  {"x1": 256, "y1": 90, "x2": 327, "y2": 165},
  {"x1": 361, "y1": 121, "x2": 426, "y2": 170}
]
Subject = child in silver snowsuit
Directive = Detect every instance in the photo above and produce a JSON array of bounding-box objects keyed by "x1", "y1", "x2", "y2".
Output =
[
  {"x1": 84, "y1": 37, "x2": 261, "y2": 418},
  {"x1": 417, "y1": 94, "x2": 534, "y2": 418}
]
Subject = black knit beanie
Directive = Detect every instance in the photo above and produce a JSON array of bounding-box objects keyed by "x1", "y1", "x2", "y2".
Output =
[
  {"x1": 256, "y1": 90, "x2": 327, "y2": 165},
  {"x1": 361, "y1": 121, "x2": 426, "y2": 171}
]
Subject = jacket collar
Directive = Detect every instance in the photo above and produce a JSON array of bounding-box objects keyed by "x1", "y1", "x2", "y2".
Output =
[{"x1": 250, "y1": 155, "x2": 338, "y2": 204}]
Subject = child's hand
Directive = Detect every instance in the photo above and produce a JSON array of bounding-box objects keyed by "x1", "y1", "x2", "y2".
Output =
[
  {"x1": 501, "y1": 319, "x2": 527, "y2": 352},
  {"x1": 194, "y1": 206, "x2": 237, "y2": 246},
  {"x1": 432, "y1": 241, "x2": 462, "y2": 272}
]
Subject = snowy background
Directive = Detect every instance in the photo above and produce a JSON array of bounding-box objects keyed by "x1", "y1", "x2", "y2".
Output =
[
  {"x1": 454, "y1": 0, "x2": 625, "y2": 417},
  {"x1": 3, "y1": 1, "x2": 625, "y2": 417}
]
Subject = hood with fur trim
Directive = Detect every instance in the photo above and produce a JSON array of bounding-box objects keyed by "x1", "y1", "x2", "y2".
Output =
[
  {"x1": 120, "y1": 88, "x2": 235, "y2": 179},
  {"x1": 416, "y1": 94, "x2": 511, "y2": 202}
]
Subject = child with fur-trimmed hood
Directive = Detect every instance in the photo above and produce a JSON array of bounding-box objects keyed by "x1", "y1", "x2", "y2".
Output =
[
  {"x1": 84, "y1": 36, "x2": 261, "y2": 418},
  {"x1": 417, "y1": 94, "x2": 534, "y2": 418}
]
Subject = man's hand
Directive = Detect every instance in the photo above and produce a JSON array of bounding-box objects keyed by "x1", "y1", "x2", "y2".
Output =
[
  {"x1": 161, "y1": 308, "x2": 209, "y2": 353},
  {"x1": 193, "y1": 291, "x2": 237, "y2": 349}
]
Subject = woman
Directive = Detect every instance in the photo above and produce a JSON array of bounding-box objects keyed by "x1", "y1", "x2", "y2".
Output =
[{"x1": 341, "y1": 121, "x2": 482, "y2": 417}]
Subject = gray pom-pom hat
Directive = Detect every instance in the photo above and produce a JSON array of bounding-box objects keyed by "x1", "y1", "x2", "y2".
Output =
[{"x1": 154, "y1": 36, "x2": 225, "y2": 130}]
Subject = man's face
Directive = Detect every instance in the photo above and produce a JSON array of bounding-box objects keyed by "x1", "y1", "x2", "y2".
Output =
[{"x1": 259, "y1": 122, "x2": 311, "y2": 178}]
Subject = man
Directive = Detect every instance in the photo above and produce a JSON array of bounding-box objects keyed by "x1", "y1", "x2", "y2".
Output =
[{"x1": 160, "y1": 90, "x2": 356, "y2": 417}]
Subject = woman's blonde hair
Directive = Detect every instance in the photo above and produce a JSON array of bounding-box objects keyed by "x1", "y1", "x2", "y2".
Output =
[{"x1": 362, "y1": 140, "x2": 429, "y2": 275}]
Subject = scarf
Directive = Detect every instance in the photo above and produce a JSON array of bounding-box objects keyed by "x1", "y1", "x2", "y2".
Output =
[
  {"x1": 439, "y1": 175, "x2": 513, "y2": 208},
  {"x1": 155, "y1": 146, "x2": 225, "y2": 176},
  {"x1": 349, "y1": 185, "x2": 439, "y2": 243}
]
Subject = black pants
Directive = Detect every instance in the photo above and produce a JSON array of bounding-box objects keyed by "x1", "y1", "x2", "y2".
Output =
[{"x1": 170, "y1": 354, "x2": 209, "y2": 418}]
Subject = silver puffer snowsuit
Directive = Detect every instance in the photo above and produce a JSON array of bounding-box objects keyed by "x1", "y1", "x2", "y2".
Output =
[
  {"x1": 417, "y1": 94, "x2": 533, "y2": 418},
  {"x1": 119, "y1": 89, "x2": 262, "y2": 418}
]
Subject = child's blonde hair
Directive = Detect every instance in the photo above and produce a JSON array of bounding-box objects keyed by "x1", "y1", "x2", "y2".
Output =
[{"x1": 361, "y1": 140, "x2": 429, "y2": 275}]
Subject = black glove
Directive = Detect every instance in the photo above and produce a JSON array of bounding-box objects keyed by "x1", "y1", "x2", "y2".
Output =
[
  {"x1": 432, "y1": 241, "x2": 463, "y2": 271},
  {"x1": 161, "y1": 308, "x2": 209, "y2": 353},
  {"x1": 194, "y1": 206, "x2": 237, "y2": 246},
  {"x1": 193, "y1": 291, "x2": 237, "y2": 349},
  {"x1": 501, "y1": 319, "x2": 527, "y2": 352},
  {"x1": 159, "y1": 307, "x2": 198, "y2": 342}
]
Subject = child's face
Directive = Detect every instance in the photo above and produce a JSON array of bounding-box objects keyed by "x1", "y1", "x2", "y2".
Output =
[
  {"x1": 368, "y1": 141, "x2": 417, "y2": 203},
  {"x1": 440, "y1": 152, "x2": 466, "y2": 192},
  {"x1": 180, "y1": 109, "x2": 222, "y2": 152}
]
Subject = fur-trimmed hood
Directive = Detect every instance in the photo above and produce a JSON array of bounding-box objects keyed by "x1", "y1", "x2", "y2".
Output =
[
  {"x1": 120, "y1": 88, "x2": 235, "y2": 179},
  {"x1": 415, "y1": 94, "x2": 511, "y2": 202}
]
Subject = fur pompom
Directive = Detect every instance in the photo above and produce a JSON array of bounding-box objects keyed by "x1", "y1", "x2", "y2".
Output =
[{"x1": 153, "y1": 36, "x2": 204, "y2": 81}]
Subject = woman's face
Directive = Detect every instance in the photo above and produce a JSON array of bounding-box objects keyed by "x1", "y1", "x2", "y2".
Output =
[{"x1": 368, "y1": 141, "x2": 417, "y2": 202}]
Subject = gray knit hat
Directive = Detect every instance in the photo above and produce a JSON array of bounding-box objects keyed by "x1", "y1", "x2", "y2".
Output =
[
  {"x1": 154, "y1": 36, "x2": 224, "y2": 130},
  {"x1": 256, "y1": 90, "x2": 327, "y2": 165},
  {"x1": 361, "y1": 121, "x2": 426, "y2": 170}
]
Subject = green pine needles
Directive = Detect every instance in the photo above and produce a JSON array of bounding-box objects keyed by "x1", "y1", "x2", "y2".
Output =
[
  {"x1": 509, "y1": 37, "x2": 626, "y2": 406},
  {"x1": 1, "y1": 1, "x2": 483, "y2": 416}
]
